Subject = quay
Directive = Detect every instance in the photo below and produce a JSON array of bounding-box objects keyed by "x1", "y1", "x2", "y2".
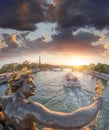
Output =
[{"x1": 85, "y1": 71, "x2": 109, "y2": 83}]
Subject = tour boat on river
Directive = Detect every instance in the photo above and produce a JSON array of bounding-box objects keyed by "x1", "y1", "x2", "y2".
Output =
[{"x1": 64, "y1": 72, "x2": 81, "y2": 89}]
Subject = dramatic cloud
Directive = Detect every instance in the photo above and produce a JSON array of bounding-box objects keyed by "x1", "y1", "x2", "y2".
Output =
[
  {"x1": 0, "y1": 0, "x2": 46, "y2": 31},
  {"x1": 101, "y1": 43, "x2": 109, "y2": 56},
  {"x1": 48, "y1": 0, "x2": 109, "y2": 30},
  {"x1": 0, "y1": 29, "x2": 104, "y2": 58},
  {"x1": 0, "y1": 35, "x2": 49, "y2": 59},
  {"x1": 49, "y1": 28, "x2": 102, "y2": 55},
  {"x1": 0, "y1": 0, "x2": 109, "y2": 31},
  {"x1": 0, "y1": 40, "x2": 6, "y2": 49},
  {"x1": 2, "y1": 33, "x2": 18, "y2": 48},
  {"x1": 103, "y1": 43, "x2": 109, "y2": 50}
]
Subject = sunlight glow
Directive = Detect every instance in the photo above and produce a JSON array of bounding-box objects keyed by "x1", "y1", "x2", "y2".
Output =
[{"x1": 67, "y1": 56, "x2": 89, "y2": 66}]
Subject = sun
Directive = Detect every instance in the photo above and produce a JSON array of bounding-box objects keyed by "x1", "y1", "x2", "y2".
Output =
[{"x1": 68, "y1": 56, "x2": 89, "y2": 66}]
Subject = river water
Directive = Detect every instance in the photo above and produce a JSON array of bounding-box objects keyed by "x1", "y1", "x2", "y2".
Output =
[{"x1": 0, "y1": 70, "x2": 109, "y2": 130}]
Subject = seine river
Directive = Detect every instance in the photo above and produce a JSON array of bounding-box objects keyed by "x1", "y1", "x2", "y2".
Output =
[{"x1": 0, "y1": 70, "x2": 109, "y2": 129}]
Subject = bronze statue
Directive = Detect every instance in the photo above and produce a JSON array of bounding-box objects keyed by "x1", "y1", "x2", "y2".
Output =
[{"x1": 0, "y1": 68, "x2": 103, "y2": 130}]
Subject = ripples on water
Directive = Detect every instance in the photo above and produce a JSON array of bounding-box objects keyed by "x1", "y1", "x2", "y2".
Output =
[{"x1": 0, "y1": 70, "x2": 109, "y2": 129}]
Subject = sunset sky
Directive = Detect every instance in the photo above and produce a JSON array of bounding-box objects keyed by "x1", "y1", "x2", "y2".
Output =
[{"x1": 0, "y1": 0, "x2": 109, "y2": 66}]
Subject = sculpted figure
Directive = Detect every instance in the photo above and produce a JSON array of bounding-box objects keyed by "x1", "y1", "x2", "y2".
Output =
[{"x1": 0, "y1": 68, "x2": 103, "y2": 130}]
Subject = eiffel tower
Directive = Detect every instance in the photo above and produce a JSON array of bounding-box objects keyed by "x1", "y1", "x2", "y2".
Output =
[{"x1": 39, "y1": 55, "x2": 41, "y2": 68}]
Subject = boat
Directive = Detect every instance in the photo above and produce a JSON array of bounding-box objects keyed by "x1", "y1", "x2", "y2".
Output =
[
  {"x1": 64, "y1": 72, "x2": 81, "y2": 88},
  {"x1": 51, "y1": 68, "x2": 62, "y2": 71}
]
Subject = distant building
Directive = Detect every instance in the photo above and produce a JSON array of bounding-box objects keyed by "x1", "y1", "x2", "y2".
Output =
[{"x1": 23, "y1": 60, "x2": 30, "y2": 65}]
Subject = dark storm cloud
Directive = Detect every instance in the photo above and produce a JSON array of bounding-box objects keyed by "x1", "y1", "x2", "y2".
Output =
[
  {"x1": 27, "y1": 37, "x2": 49, "y2": 51},
  {"x1": 0, "y1": 0, "x2": 109, "y2": 31},
  {"x1": 50, "y1": 28, "x2": 103, "y2": 55},
  {"x1": 0, "y1": 0, "x2": 46, "y2": 31},
  {"x1": 48, "y1": 0, "x2": 109, "y2": 30},
  {"x1": 51, "y1": 28, "x2": 100, "y2": 43}
]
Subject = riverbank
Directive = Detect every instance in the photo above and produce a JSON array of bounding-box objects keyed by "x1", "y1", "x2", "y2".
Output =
[
  {"x1": 83, "y1": 70, "x2": 109, "y2": 83},
  {"x1": 0, "y1": 68, "x2": 41, "y2": 85}
]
